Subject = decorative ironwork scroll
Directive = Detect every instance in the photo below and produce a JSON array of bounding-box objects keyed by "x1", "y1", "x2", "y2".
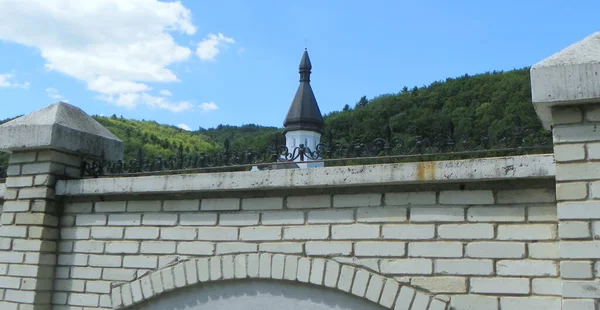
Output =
[{"x1": 79, "y1": 125, "x2": 552, "y2": 178}]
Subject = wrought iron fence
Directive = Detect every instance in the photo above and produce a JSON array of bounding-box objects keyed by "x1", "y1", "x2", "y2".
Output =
[{"x1": 80, "y1": 126, "x2": 552, "y2": 178}]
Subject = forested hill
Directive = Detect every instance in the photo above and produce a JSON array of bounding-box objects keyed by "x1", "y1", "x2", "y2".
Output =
[
  {"x1": 90, "y1": 117, "x2": 281, "y2": 161},
  {"x1": 94, "y1": 117, "x2": 219, "y2": 161},
  {"x1": 1, "y1": 67, "x2": 549, "y2": 167},
  {"x1": 325, "y1": 67, "x2": 545, "y2": 143}
]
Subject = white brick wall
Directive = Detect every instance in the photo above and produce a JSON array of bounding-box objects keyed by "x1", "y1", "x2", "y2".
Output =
[
  {"x1": 545, "y1": 103, "x2": 600, "y2": 308},
  {"x1": 439, "y1": 190, "x2": 494, "y2": 205},
  {"x1": 333, "y1": 193, "x2": 381, "y2": 208},
  {"x1": 385, "y1": 192, "x2": 435, "y2": 206},
  {"x1": 44, "y1": 185, "x2": 559, "y2": 310},
  {"x1": 0, "y1": 150, "x2": 82, "y2": 310}
]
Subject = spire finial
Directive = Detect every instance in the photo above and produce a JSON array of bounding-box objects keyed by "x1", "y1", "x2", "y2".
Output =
[{"x1": 299, "y1": 49, "x2": 312, "y2": 82}]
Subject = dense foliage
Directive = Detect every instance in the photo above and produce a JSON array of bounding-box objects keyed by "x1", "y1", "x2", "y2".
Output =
[
  {"x1": 1, "y1": 67, "x2": 550, "y2": 170},
  {"x1": 196, "y1": 124, "x2": 281, "y2": 153},
  {"x1": 325, "y1": 68, "x2": 547, "y2": 145},
  {"x1": 93, "y1": 116, "x2": 219, "y2": 161}
]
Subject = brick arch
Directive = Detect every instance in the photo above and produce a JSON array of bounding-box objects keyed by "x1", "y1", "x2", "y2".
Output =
[{"x1": 110, "y1": 253, "x2": 448, "y2": 310}]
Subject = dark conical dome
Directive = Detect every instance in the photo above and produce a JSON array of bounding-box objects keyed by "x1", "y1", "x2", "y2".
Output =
[
  {"x1": 283, "y1": 50, "x2": 324, "y2": 133},
  {"x1": 299, "y1": 50, "x2": 312, "y2": 71}
]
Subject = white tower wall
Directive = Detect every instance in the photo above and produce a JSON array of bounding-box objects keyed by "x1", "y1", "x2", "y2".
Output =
[{"x1": 285, "y1": 130, "x2": 324, "y2": 168}]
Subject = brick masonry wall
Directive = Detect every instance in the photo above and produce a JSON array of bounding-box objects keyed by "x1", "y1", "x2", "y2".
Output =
[
  {"x1": 0, "y1": 192, "x2": 2, "y2": 306},
  {"x1": 0, "y1": 150, "x2": 82, "y2": 310},
  {"x1": 54, "y1": 186, "x2": 559, "y2": 310},
  {"x1": 552, "y1": 104, "x2": 600, "y2": 309},
  {"x1": 0, "y1": 190, "x2": 4, "y2": 306}
]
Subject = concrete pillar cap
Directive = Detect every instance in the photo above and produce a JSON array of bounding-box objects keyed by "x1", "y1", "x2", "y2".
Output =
[
  {"x1": 0, "y1": 102, "x2": 123, "y2": 160},
  {"x1": 531, "y1": 31, "x2": 600, "y2": 129}
]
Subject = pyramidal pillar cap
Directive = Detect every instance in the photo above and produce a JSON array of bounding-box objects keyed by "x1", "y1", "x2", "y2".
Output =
[
  {"x1": 531, "y1": 31, "x2": 600, "y2": 130},
  {"x1": 0, "y1": 102, "x2": 124, "y2": 161}
]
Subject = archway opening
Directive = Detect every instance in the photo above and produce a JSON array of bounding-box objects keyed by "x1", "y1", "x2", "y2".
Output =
[{"x1": 129, "y1": 279, "x2": 386, "y2": 310}]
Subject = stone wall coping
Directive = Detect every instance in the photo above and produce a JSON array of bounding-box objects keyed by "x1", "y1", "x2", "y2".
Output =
[
  {"x1": 530, "y1": 31, "x2": 600, "y2": 129},
  {"x1": 55, "y1": 154, "x2": 555, "y2": 197},
  {"x1": 0, "y1": 102, "x2": 124, "y2": 160}
]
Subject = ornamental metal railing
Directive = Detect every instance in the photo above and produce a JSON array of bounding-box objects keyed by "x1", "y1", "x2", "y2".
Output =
[{"x1": 79, "y1": 126, "x2": 553, "y2": 178}]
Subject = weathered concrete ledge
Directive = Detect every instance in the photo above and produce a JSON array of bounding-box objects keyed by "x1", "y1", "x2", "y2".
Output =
[
  {"x1": 56, "y1": 154, "x2": 555, "y2": 197},
  {"x1": 531, "y1": 32, "x2": 600, "y2": 130},
  {"x1": 0, "y1": 102, "x2": 124, "y2": 160}
]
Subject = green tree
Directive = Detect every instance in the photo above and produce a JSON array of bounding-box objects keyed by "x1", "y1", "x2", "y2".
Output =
[{"x1": 354, "y1": 96, "x2": 369, "y2": 109}]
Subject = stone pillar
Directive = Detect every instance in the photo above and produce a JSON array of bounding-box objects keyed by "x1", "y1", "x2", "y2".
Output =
[
  {"x1": 0, "y1": 102, "x2": 123, "y2": 310},
  {"x1": 1, "y1": 150, "x2": 81, "y2": 309},
  {"x1": 531, "y1": 32, "x2": 600, "y2": 309}
]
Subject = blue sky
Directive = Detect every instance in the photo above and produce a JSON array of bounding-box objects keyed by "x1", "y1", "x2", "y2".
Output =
[{"x1": 0, "y1": 0, "x2": 598, "y2": 131}]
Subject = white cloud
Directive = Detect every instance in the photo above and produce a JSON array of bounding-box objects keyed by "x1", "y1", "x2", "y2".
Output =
[
  {"x1": 199, "y1": 101, "x2": 218, "y2": 112},
  {"x1": 196, "y1": 33, "x2": 235, "y2": 61},
  {"x1": 100, "y1": 93, "x2": 193, "y2": 113},
  {"x1": 0, "y1": 73, "x2": 29, "y2": 88},
  {"x1": 159, "y1": 89, "x2": 173, "y2": 96},
  {"x1": 177, "y1": 123, "x2": 192, "y2": 131},
  {"x1": 45, "y1": 87, "x2": 67, "y2": 101},
  {"x1": 0, "y1": 0, "x2": 197, "y2": 111},
  {"x1": 88, "y1": 76, "x2": 149, "y2": 95}
]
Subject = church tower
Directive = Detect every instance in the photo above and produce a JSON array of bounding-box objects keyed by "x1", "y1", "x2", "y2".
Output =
[{"x1": 283, "y1": 49, "x2": 325, "y2": 168}]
